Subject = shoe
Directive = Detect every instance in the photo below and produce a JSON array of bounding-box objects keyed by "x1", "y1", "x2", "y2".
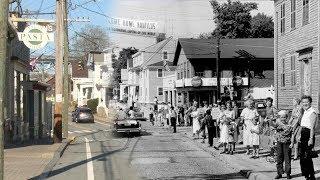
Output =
[
  {"x1": 230, "y1": 151, "x2": 233, "y2": 155},
  {"x1": 275, "y1": 174, "x2": 282, "y2": 179},
  {"x1": 226, "y1": 151, "x2": 230, "y2": 154},
  {"x1": 286, "y1": 174, "x2": 291, "y2": 179}
]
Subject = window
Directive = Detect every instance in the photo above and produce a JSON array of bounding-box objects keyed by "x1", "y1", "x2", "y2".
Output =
[
  {"x1": 158, "y1": 87, "x2": 163, "y2": 96},
  {"x1": 187, "y1": 62, "x2": 190, "y2": 78},
  {"x1": 291, "y1": 0, "x2": 296, "y2": 29},
  {"x1": 281, "y1": 59, "x2": 286, "y2": 87},
  {"x1": 290, "y1": 55, "x2": 296, "y2": 86},
  {"x1": 163, "y1": 51, "x2": 168, "y2": 60},
  {"x1": 302, "y1": 0, "x2": 309, "y2": 25},
  {"x1": 184, "y1": 62, "x2": 187, "y2": 78},
  {"x1": 280, "y1": 3, "x2": 286, "y2": 34},
  {"x1": 157, "y1": 69, "x2": 163, "y2": 78}
]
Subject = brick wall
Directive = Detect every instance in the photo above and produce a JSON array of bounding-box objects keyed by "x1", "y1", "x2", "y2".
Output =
[{"x1": 275, "y1": 0, "x2": 319, "y2": 110}]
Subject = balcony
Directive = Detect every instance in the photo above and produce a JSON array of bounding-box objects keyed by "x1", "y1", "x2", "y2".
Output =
[{"x1": 175, "y1": 77, "x2": 248, "y2": 88}]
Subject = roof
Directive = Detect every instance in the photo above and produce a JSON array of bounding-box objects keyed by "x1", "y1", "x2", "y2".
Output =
[
  {"x1": 250, "y1": 70, "x2": 274, "y2": 88},
  {"x1": 70, "y1": 60, "x2": 88, "y2": 78},
  {"x1": 173, "y1": 38, "x2": 274, "y2": 65},
  {"x1": 148, "y1": 61, "x2": 174, "y2": 67},
  {"x1": 133, "y1": 38, "x2": 177, "y2": 68}
]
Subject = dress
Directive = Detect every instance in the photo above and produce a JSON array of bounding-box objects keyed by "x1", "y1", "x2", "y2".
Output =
[
  {"x1": 220, "y1": 110, "x2": 235, "y2": 143},
  {"x1": 191, "y1": 110, "x2": 201, "y2": 134},
  {"x1": 240, "y1": 108, "x2": 259, "y2": 146},
  {"x1": 251, "y1": 125, "x2": 260, "y2": 146}
]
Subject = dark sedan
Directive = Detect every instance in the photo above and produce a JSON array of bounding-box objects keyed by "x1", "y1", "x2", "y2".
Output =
[{"x1": 72, "y1": 107, "x2": 94, "y2": 123}]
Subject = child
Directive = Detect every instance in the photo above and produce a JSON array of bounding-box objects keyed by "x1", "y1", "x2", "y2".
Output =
[
  {"x1": 227, "y1": 120, "x2": 237, "y2": 155},
  {"x1": 250, "y1": 118, "x2": 260, "y2": 159}
]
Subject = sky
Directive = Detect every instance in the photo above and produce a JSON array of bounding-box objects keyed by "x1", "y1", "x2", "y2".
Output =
[{"x1": 18, "y1": 0, "x2": 274, "y2": 56}]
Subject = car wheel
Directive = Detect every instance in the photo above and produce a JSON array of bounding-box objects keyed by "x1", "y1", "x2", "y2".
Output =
[{"x1": 75, "y1": 119, "x2": 78, "y2": 123}]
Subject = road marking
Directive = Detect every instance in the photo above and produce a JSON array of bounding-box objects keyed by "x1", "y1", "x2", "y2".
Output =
[
  {"x1": 85, "y1": 137, "x2": 94, "y2": 180},
  {"x1": 83, "y1": 130, "x2": 92, "y2": 133}
]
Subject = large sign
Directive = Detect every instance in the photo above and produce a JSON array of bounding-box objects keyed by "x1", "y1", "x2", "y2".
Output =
[
  {"x1": 18, "y1": 24, "x2": 54, "y2": 50},
  {"x1": 107, "y1": 17, "x2": 158, "y2": 36}
]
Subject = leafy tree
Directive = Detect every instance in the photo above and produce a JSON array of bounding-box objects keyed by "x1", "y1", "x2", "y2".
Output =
[
  {"x1": 156, "y1": 33, "x2": 166, "y2": 43},
  {"x1": 210, "y1": 0, "x2": 258, "y2": 38},
  {"x1": 250, "y1": 13, "x2": 274, "y2": 38},
  {"x1": 111, "y1": 47, "x2": 139, "y2": 89},
  {"x1": 71, "y1": 25, "x2": 110, "y2": 56}
]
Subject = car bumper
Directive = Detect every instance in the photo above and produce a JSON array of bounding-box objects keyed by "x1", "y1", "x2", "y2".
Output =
[
  {"x1": 115, "y1": 127, "x2": 141, "y2": 133},
  {"x1": 77, "y1": 118, "x2": 94, "y2": 123}
]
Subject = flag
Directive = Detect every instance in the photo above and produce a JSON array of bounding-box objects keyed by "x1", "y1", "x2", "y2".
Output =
[{"x1": 29, "y1": 54, "x2": 43, "y2": 71}]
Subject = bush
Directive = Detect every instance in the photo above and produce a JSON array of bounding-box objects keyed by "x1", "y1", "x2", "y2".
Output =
[{"x1": 87, "y1": 98, "x2": 99, "y2": 114}]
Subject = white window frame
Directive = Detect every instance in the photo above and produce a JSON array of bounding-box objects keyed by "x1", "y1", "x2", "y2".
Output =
[
  {"x1": 291, "y1": 0, "x2": 296, "y2": 29},
  {"x1": 162, "y1": 51, "x2": 168, "y2": 61},
  {"x1": 157, "y1": 87, "x2": 163, "y2": 96},
  {"x1": 280, "y1": 3, "x2": 286, "y2": 34},
  {"x1": 302, "y1": 0, "x2": 309, "y2": 26},
  {"x1": 157, "y1": 68, "x2": 163, "y2": 78}
]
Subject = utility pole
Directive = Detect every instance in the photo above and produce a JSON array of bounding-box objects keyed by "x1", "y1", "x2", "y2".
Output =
[
  {"x1": 62, "y1": 0, "x2": 69, "y2": 139},
  {"x1": 0, "y1": 1, "x2": 9, "y2": 179},
  {"x1": 216, "y1": 37, "x2": 221, "y2": 103},
  {"x1": 54, "y1": 0, "x2": 64, "y2": 143}
]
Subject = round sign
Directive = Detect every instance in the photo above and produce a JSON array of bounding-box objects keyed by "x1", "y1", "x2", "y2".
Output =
[
  {"x1": 191, "y1": 76, "x2": 202, "y2": 87},
  {"x1": 233, "y1": 76, "x2": 243, "y2": 86},
  {"x1": 18, "y1": 24, "x2": 54, "y2": 50}
]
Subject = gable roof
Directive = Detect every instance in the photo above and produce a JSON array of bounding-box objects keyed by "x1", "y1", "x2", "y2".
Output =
[
  {"x1": 133, "y1": 38, "x2": 177, "y2": 68},
  {"x1": 173, "y1": 38, "x2": 274, "y2": 65}
]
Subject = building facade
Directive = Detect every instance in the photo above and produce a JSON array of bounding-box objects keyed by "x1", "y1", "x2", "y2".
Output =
[
  {"x1": 274, "y1": 0, "x2": 320, "y2": 110},
  {"x1": 173, "y1": 38, "x2": 274, "y2": 106}
]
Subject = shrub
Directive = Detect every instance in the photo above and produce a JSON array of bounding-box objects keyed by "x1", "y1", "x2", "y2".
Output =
[{"x1": 87, "y1": 98, "x2": 99, "y2": 114}]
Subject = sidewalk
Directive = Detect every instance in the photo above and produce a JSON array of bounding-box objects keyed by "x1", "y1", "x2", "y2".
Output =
[
  {"x1": 4, "y1": 138, "x2": 65, "y2": 180},
  {"x1": 177, "y1": 126, "x2": 320, "y2": 180}
]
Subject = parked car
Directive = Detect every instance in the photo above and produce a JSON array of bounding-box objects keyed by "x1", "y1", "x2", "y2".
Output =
[
  {"x1": 113, "y1": 118, "x2": 141, "y2": 135},
  {"x1": 72, "y1": 107, "x2": 94, "y2": 123}
]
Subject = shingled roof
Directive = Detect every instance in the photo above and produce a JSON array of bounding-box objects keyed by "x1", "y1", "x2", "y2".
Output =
[{"x1": 173, "y1": 38, "x2": 274, "y2": 65}]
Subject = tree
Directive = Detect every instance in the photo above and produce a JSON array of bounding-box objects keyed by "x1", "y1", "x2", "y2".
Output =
[
  {"x1": 111, "y1": 47, "x2": 139, "y2": 89},
  {"x1": 156, "y1": 33, "x2": 166, "y2": 43},
  {"x1": 210, "y1": 0, "x2": 258, "y2": 38},
  {"x1": 71, "y1": 25, "x2": 110, "y2": 56},
  {"x1": 250, "y1": 13, "x2": 274, "y2": 38}
]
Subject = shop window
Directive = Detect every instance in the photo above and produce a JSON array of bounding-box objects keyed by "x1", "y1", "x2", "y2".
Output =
[
  {"x1": 280, "y1": 3, "x2": 286, "y2": 34},
  {"x1": 281, "y1": 58, "x2": 286, "y2": 87},
  {"x1": 291, "y1": 55, "x2": 296, "y2": 86},
  {"x1": 291, "y1": 0, "x2": 296, "y2": 29},
  {"x1": 157, "y1": 69, "x2": 163, "y2": 78},
  {"x1": 158, "y1": 87, "x2": 163, "y2": 96},
  {"x1": 302, "y1": 0, "x2": 309, "y2": 25}
]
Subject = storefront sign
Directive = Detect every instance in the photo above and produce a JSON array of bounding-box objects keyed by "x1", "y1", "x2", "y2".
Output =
[
  {"x1": 18, "y1": 24, "x2": 54, "y2": 50},
  {"x1": 191, "y1": 76, "x2": 202, "y2": 87},
  {"x1": 232, "y1": 76, "x2": 244, "y2": 86}
]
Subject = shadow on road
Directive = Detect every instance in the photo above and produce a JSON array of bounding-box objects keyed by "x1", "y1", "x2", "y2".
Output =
[
  {"x1": 5, "y1": 137, "x2": 53, "y2": 150},
  {"x1": 147, "y1": 172, "x2": 245, "y2": 180}
]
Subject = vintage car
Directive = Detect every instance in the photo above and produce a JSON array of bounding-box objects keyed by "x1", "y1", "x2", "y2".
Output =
[
  {"x1": 113, "y1": 118, "x2": 142, "y2": 135},
  {"x1": 72, "y1": 107, "x2": 94, "y2": 123}
]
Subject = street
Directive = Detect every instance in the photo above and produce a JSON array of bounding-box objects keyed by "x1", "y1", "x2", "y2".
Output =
[{"x1": 47, "y1": 119, "x2": 246, "y2": 180}]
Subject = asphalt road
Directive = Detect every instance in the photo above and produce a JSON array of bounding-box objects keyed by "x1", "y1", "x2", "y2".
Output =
[{"x1": 47, "y1": 118, "x2": 246, "y2": 180}]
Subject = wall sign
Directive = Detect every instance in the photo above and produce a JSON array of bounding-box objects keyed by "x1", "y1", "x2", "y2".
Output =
[
  {"x1": 191, "y1": 76, "x2": 202, "y2": 87},
  {"x1": 18, "y1": 24, "x2": 54, "y2": 50}
]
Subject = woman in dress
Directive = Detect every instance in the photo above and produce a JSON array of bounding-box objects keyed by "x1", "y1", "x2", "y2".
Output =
[
  {"x1": 191, "y1": 102, "x2": 201, "y2": 139},
  {"x1": 240, "y1": 99, "x2": 259, "y2": 155},
  {"x1": 289, "y1": 97, "x2": 302, "y2": 160},
  {"x1": 220, "y1": 102, "x2": 235, "y2": 154}
]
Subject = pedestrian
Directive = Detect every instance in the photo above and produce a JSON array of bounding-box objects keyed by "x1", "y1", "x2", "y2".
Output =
[
  {"x1": 149, "y1": 108, "x2": 155, "y2": 126},
  {"x1": 222, "y1": 102, "x2": 235, "y2": 154},
  {"x1": 272, "y1": 110, "x2": 292, "y2": 180},
  {"x1": 169, "y1": 106, "x2": 177, "y2": 133},
  {"x1": 199, "y1": 103, "x2": 207, "y2": 143},
  {"x1": 211, "y1": 104, "x2": 220, "y2": 138},
  {"x1": 250, "y1": 118, "x2": 261, "y2": 159},
  {"x1": 240, "y1": 99, "x2": 259, "y2": 155},
  {"x1": 128, "y1": 106, "x2": 135, "y2": 118},
  {"x1": 231, "y1": 101, "x2": 239, "y2": 119},
  {"x1": 264, "y1": 97, "x2": 278, "y2": 158},
  {"x1": 231, "y1": 101, "x2": 240, "y2": 150},
  {"x1": 297, "y1": 95, "x2": 317, "y2": 180},
  {"x1": 199, "y1": 109, "x2": 215, "y2": 147},
  {"x1": 227, "y1": 119, "x2": 237, "y2": 155},
  {"x1": 288, "y1": 97, "x2": 302, "y2": 160}
]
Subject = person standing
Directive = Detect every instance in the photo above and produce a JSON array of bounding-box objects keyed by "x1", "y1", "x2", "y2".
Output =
[
  {"x1": 250, "y1": 118, "x2": 261, "y2": 159},
  {"x1": 289, "y1": 97, "x2": 302, "y2": 160},
  {"x1": 128, "y1": 106, "x2": 135, "y2": 118},
  {"x1": 272, "y1": 110, "x2": 292, "y2": 180},
  {"x1": 240, "y1": 99, "x2": 259, "y2": 155},
  {"x1": 169, "y1": 106, "x2": 177, "y2": 133},
  {"x1": 298, "y1": 95, "x2": 317, "y2": 180},
  {"x1": 211, "y1": 104, "x2": 221, "y2": 138},
  {"x1": 199, "y1": 109, "x2": 215, "y2": 147},
  {"x1": 154, "y1": 96, "x2": 158, "y2": 114}
]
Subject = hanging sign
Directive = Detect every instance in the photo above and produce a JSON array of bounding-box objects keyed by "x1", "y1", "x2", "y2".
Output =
[
  {"x1": 191, "y1": 76, "x2": 202, "y2": 87},
  {"x1": 17, "y1": 24, "x2": 54, "y2": 50}
]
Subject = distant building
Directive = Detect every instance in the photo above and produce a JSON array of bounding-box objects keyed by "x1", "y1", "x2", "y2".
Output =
[
  {"x1": 173, "y1": 38, "x2": 274, "y2": 106},
  {"x1": 274, "y1": 0, "x2": 320, "y2": 110},
  {"x1": 122, "y1": 38, "x2": 177, "y2": 108}
]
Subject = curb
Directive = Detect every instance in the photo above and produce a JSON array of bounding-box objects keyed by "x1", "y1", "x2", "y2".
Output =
[{"x1": 39, "y1": 137, "x2": 75, "y2": 179}]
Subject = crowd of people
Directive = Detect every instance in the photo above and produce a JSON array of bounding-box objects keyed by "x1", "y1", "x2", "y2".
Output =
[{"x1": 148, "y1": 95, "x2": 318, "y2": 180}]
